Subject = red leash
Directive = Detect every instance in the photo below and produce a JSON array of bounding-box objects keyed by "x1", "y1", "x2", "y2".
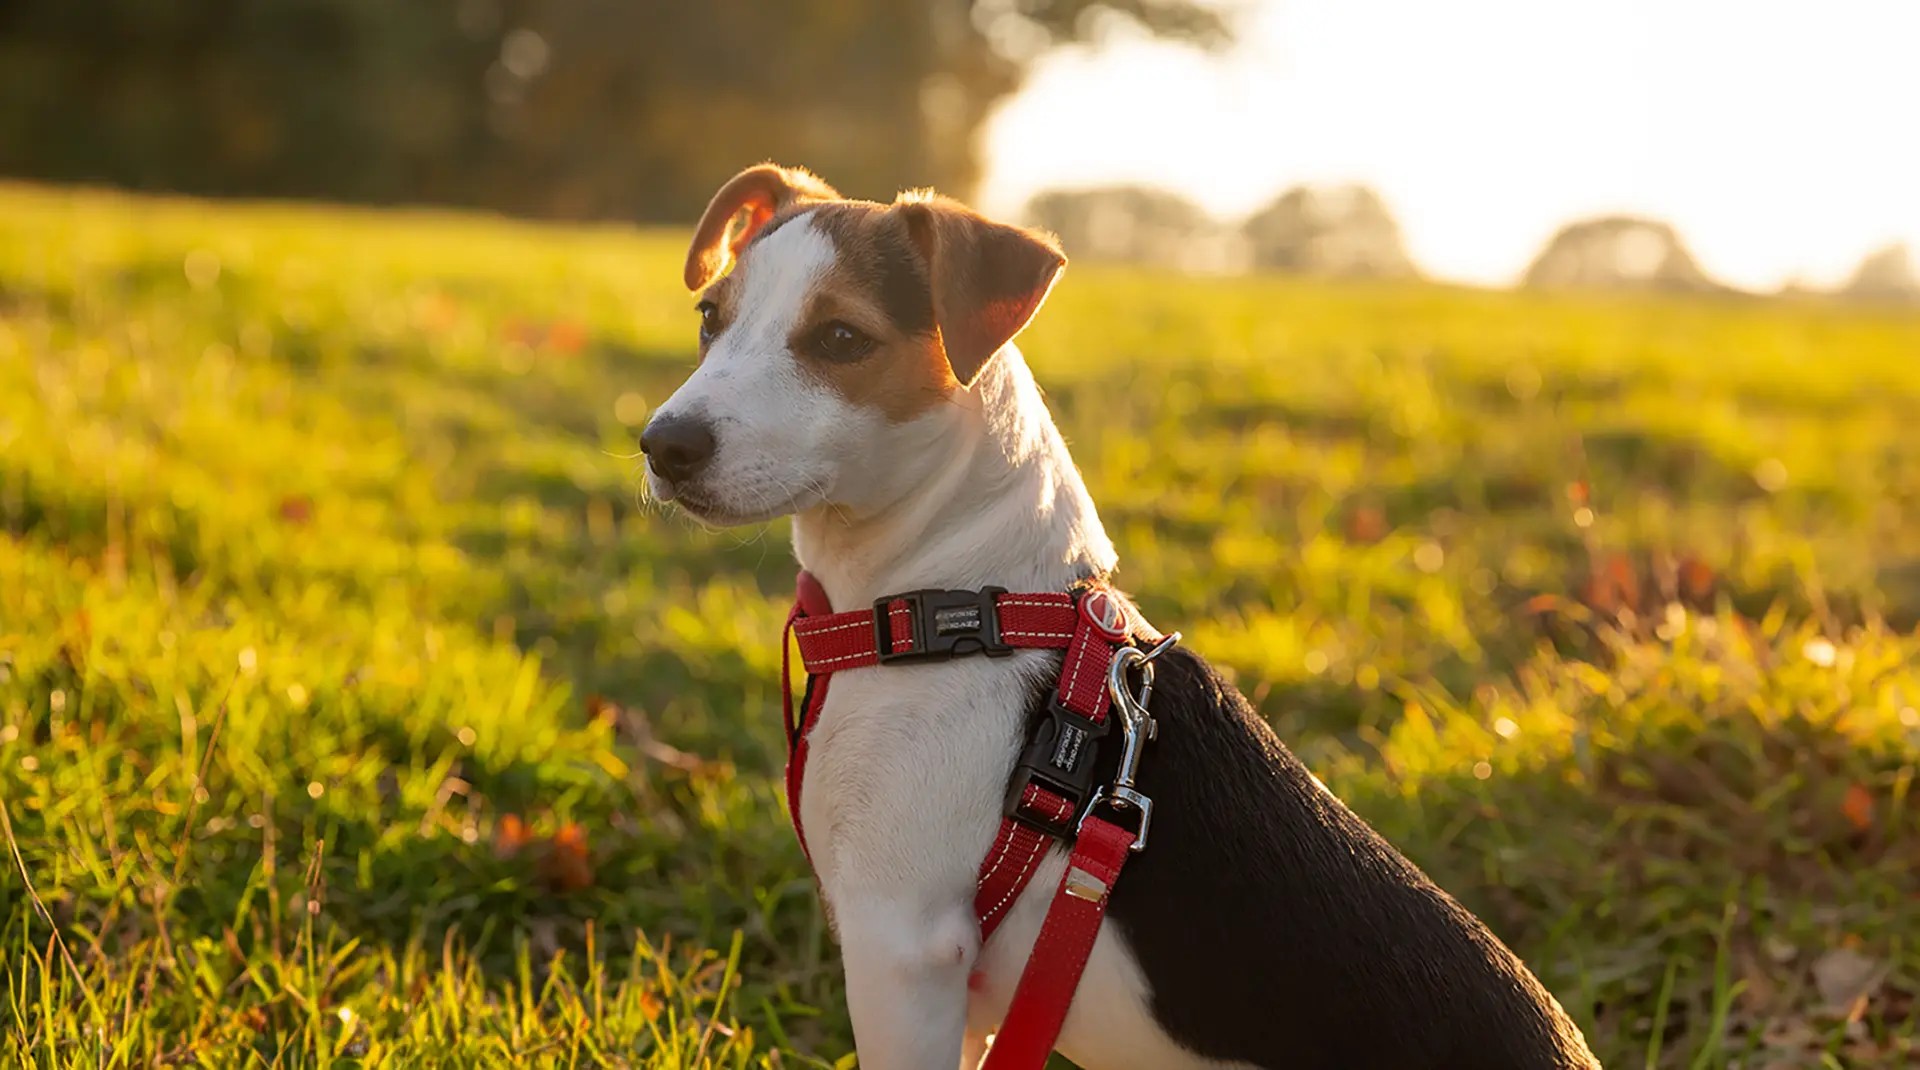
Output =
[{"x1": 783, "y1": 573, "x2": 1169, "y2": 1068}]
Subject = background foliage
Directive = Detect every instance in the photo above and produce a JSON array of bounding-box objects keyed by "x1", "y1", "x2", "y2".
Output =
[{"x1": 0, "y1": 0, "x2": 1228, "y2": 220}]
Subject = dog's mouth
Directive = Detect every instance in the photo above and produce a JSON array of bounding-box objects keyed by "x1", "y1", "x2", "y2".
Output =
[
  {"x1": 657, "y1": 480, "x2": 819, "y2": 528},
  {"x1": 664, "y1": 487, "x2": 748, "y2": 525}
]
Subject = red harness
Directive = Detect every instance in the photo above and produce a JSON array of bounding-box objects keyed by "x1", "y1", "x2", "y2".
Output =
[{"x1": 784, "y1": 571, "x2": 1161, "y2": 1068}]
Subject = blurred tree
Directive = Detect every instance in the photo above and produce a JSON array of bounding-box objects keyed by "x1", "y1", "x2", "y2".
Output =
[
  {"x1": 1024, "y1": 185, "x2": 1223, "y2": 269},
  {"x1": 0, "y1": 0, "x2": 1232, "y2": 222},
  {"x1": 1241, "y1": 184, "x2": 1417, "y2": 279},
  {"x1": 1840, "y1": 242, "x2": 1920, "y2": 305},
  {"x1": 1523, "y1": 216, "x2": 1724, "y2": 293}
]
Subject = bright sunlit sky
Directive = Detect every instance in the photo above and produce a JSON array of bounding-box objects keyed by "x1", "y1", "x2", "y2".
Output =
[{"x1": 978, "y1": 0, "x2": 1920, "y2": 290}]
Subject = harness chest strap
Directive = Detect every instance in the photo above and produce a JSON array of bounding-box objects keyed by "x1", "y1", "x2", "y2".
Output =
[
  {"x1": 785, "y1": 576, "x2": 1135, "y2": 936},
  {"x1": 782, "y1": 571, "x2": 1151, "y2": 1067}
]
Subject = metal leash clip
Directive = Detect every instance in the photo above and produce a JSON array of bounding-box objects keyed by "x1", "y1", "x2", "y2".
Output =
[{"x1": 1078, "y1": 631, "x2": 1180, "y2": 852}]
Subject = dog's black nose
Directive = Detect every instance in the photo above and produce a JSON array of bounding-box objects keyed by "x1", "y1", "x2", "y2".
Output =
[{"x1": 640, "y1": 414, "x2": 717, "y2": 484}]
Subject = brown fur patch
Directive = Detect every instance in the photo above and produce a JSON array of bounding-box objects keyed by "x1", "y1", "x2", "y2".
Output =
[
  {"x1": 683, "y1": 164, "x2": 838, "y2": 291},
  {"x1": 787, "y1": 203, "x2": 955, "y2": 423},
  {"x1": 895, "y1": 195, "x2": 1065, "y2": 386},
  {"x1": 703, "y1": 180, "x2": 1059, "y2": 421}
]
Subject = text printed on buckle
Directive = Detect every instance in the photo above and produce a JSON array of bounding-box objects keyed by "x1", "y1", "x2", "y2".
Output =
[{"x1": 1078, "y1": 632, "x2": 1180, "y2": 852}]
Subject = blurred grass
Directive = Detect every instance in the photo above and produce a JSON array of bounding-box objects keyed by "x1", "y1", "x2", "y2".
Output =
[{"x1": 3, "y1": 180, "x2": 1919, "y2": 1067}]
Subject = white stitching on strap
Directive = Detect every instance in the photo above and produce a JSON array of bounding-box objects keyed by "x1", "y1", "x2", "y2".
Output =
[
  {"x1": 795, "y1": 617, "x2": 869, "y2": 637},
  {"x1": 980, "y1": 796, "x2": 1071, "y2": 921},
  {"x1": 1061, "y1": 626, "x2": 1094, "y2": 707},
  {"x1": 976, "y1": 825, "x2": 1021, "y2": 889}
]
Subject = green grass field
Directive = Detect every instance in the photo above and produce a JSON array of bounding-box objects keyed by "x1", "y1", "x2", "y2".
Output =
[{"x1": 4, "y1": 181, "x2": 1920, "y2": 1068}]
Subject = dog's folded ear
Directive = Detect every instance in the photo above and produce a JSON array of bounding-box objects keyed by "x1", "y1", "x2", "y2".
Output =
[
  {"x1": 897, "y1": 196, "x2": 1066, "y2": 387},
  {"x1": 685, "y1": 164, "x2": 840, "y2": 291}
]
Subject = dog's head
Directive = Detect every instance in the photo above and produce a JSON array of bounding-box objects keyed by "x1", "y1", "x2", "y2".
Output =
[{"x1": 641, "y1": 163, "x2": 1066, "y2": 526}]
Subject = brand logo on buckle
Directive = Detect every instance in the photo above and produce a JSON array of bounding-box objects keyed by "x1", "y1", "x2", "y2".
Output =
[
  {"x1": 1078, "y1": 589, "x2": 1129, "y2": 642},
  {"x1": 933, "y1": 604, "x2": 983, "y2": 636}
]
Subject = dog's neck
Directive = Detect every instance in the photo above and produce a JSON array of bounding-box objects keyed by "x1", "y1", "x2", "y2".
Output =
[{"x1": 791, "y1": 345, "x2": 1117, "y2": 610}]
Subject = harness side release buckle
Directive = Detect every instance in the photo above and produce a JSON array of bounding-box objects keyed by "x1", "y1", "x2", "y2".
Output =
[
  {"x1": 1003, "y1": 696, "x2": 1110, "y2": 839},
  {"x1": 874, "y1": 587, "x2": 1013, "y2": 663}
]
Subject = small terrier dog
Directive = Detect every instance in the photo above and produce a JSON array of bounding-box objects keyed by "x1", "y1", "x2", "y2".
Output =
[{"x1": 643, "y1": 163, "x2": 1601, "y2": 1070}]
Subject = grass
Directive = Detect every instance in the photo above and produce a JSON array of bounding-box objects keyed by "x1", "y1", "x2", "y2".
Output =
[{"x1": 2, "y1": 180, "x2": 1919, "y2": 1067}]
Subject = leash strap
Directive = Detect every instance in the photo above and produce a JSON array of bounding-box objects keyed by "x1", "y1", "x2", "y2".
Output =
[{"x1": 978, "y1": 815, "x2": 1137, "y2": 1070}]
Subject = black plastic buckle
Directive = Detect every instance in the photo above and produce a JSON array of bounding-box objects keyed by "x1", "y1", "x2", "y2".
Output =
[
  {"x1": 873, "y1": 587, "x2": 1013, "y2": 664},
  {"x1": 1002, "y1": 696, "x2": 1111, "y2": 839}
]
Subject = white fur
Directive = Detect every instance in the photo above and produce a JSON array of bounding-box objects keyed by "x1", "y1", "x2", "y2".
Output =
[
  {"x1": 648, "y1": 208, "x2": 1245, "y2": 1070},
  {"x1": 646, "y1": 218, "x2": 879, "y2": 525}
]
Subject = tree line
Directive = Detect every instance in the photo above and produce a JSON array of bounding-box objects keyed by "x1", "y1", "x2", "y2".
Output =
[
  {"x1": 1027, "y1": 183, "x2": 1918, "y2": 303},
  {"x1": 0, "y1": 0, "x2": 1225, "y2": 222},
  {"x1": 2, "y1": 1, "x2": 1907, "y2": 302}
]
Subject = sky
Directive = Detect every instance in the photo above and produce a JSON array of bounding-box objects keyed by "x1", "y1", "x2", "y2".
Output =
[{"x1": 977, "y1": 0, "x2": 1920, "y2": 290}]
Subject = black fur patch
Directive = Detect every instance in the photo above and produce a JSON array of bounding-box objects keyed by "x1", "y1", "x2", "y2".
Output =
[{"x1": 1017, "y1": 626, "x2": 1597, "y2": 1069}]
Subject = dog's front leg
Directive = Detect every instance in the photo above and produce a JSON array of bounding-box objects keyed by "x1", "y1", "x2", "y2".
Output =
[
  {"x1": 959, "y1": 1027, "x2": 990, "y2": 1070},
  {"x1": 837, "y1": 894, "x2": 977, "y2": 1069}
]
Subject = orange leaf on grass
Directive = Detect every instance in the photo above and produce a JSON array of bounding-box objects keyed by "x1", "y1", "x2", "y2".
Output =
[
  {"x1": 1677, "y1": 555, "x2": 1716, "y2": 602},
  {"x1": 547, "y1": 320, "x2": 588, "y2": 354},
  {"x1": 541, "y1": 822, "x2": 593, "y2": 892},
  {"x1": 1345, "y1": 505, "x2": 1387, "y2": 544},
  {"x1": 586, "y1": 694, "x2": 621, "y2": 726},
  {"x1": 1843, "y1": 784, "x2": 1875, "y2": 831},
  {"x1": 493, "y1": 813, "x2": 530, "y2": 858}
]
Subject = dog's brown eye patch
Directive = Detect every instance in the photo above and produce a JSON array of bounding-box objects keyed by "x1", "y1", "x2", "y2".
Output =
[
  {"x1": 805, "y1": 204, "x2": 935, "y2": 339},
  {"x1": 784, "y1": 204, "x2": 956, "y2": 423},
  {"x1": 806, "y1": 320, "x2": 876, "y2": 363}
]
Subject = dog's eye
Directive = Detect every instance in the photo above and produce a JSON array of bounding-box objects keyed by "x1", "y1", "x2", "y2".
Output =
[
  {"x1": 696, "y1": 301, "x2": 720, "y2": 343},
  {"x1": 810, "y1": 321, "x2": 874, "y2": 362}
]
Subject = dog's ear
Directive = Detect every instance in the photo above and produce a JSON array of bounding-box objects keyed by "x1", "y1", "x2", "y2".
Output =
[
  {"x1": 684, "y1": 164, "x2": 840, "y2": 291},
  {"x1": 896, "y1": 195, "x2": 1065, "y2": 387}
]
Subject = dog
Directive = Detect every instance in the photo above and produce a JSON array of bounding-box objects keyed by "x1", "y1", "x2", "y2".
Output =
[{"x1": 642, "y1": 163, "x2": 1602, "y2": 1070}]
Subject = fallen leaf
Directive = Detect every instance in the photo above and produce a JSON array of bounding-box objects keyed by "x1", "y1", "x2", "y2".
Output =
[
  {"x1": 1812, "y1": 946, "x2": 1886, "y2": 1015},
  {"x1": 493, "y1": 813, "x2": 530, "y2": 858},
  {"x1": 1580, "y1": 552, "x2": 1643, "y2": 616},
  {"x1": 1345, "y1": 505, "x2": 1387, "y2": 544},
  {"x1": 540, "y1": 822, "x2": 593, "y2": 892},
  {"x1": 1678, "y1": 555, "x2": 1716, "y2": 602},
  {"x1": 1522, "y1": 594, "x2": 1562, "y2": 615},
  {"x1": 547, "y1": 320, "x2": 588, "y2": 354},
  {"x1": 1842, "y1": 783, "x2": 1875, "y2": 831},
  {"x1": 1763, "y1": 934, "x2": 1798, "y2": 964},
  {"x1": 586, "y1": 694, "x2": 620, "y2": 726}
]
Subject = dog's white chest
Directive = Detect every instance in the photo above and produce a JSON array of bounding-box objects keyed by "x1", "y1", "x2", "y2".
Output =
[{"x1": 795, "y1": 657, "x2": 1036, "y2": 902}]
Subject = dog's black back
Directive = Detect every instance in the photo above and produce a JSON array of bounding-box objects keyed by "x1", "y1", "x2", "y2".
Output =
[{"x1": 1068, "y1": 643, "x2": 1599, "y2": 1069}]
